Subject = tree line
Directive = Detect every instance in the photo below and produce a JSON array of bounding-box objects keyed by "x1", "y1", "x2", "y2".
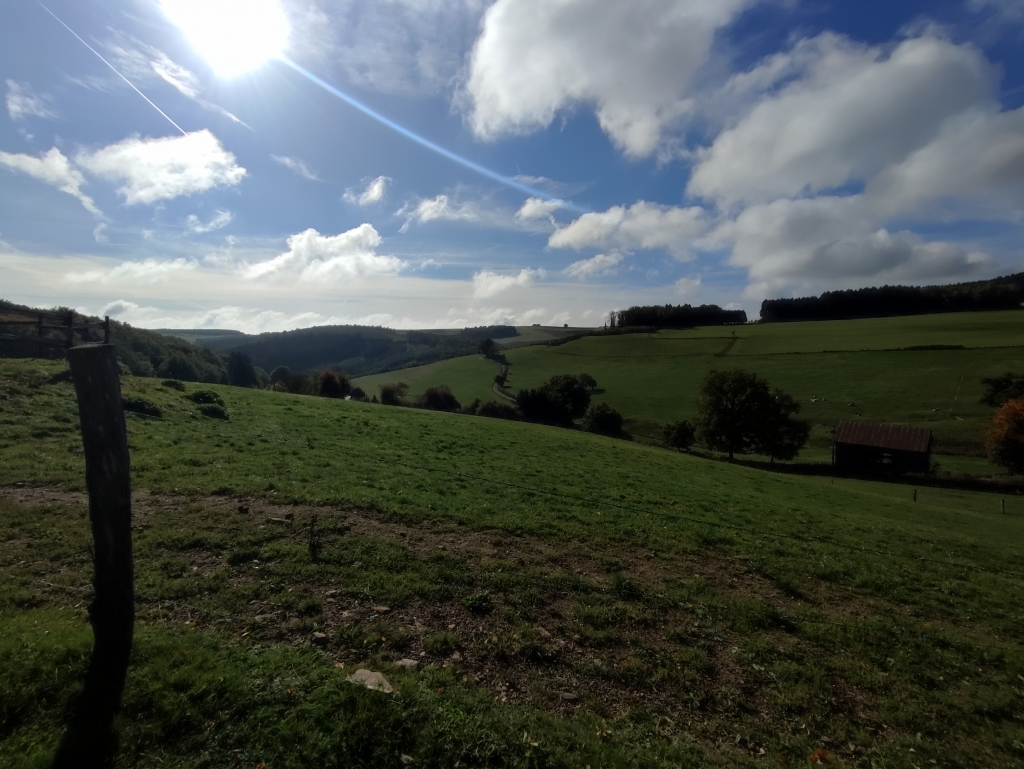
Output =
[
  {"x1": 759, "y1": 272, "x2": 1024, "y2": 323},
  {"x1": 610, "y1": 303, "x2": 747, "y2": 330}
]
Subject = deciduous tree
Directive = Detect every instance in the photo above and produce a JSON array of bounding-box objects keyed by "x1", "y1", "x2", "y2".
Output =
[{"x1": 987, "y1": 398, "x2": 1024, "y2": 473}]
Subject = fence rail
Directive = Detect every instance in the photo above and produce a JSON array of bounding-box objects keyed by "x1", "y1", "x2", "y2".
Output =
[{"x1": 0, "y1": 308, "x2": 110, "y2": 354}]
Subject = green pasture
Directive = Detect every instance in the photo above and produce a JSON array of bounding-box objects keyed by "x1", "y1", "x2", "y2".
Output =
[
  {"x1": 2, "y1": 358, "x2": 1023, "y2": 767},
  {"x1": 352, "y1": 354, "x2": 500, "y2": 406},
  {"x1": 351, "y1": 311, "x2": 1024, "y2": 467}
]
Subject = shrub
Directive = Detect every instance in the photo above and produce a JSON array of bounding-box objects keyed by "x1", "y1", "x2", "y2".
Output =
[
  {"x1": 122, "y1": 396, "x2": 162, "y2": 418},
  {"x1": 270, "y1": 366, "x2": 292, "y2": 384},
  {"x1": 582, "y1": 402, "x2": 625, "y2": 437},
  {"x1": 981, "y1": 373, "x2": 1024, "y2": 407},
  {"x1": 663, "y1": 420, "x2": 695, "y2": 451},
  {"x1": 161, "y1": 379, "x2": 186, "y2": 391},
  {"x1": 199, "y1": 404, "x2": 229, "y2": 420},
  {"x1": 379, "y1": 382, "x2": 408, "y2": 406},
  {"x1": 476, "y1": 401, "x2": 520, "y2": 420},
  {"x1": 415, "y1": 385, "x2": 461, "y2": 412},
  {"x1": 226, "y1": 351, "x2": 257, "y2": 388},
  {"x1": 349, "y1": 386, "x2": 366, "y2": 401},
  {"x1": 516, "y1": 374, "x2": 591, "y2": 426},
  {"x1": 318, "y1": 369, "x2": 345, "y2": 398},
  {"x1": 987, "y1": 399, "x2": 1024, "y2": 473},
  {"x1": 186, "y1": 390, "x2": 224, "y2": 407}
]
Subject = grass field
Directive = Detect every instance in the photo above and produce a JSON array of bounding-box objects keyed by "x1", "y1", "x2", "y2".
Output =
[
  {"x1": 2, "y1": 357, "x2": 1023, "y2": 767},
  {"x1": 353, "y1": 354, "x2": 500, "y2": 407},
  {"x1": 351, "y1": 311, "x2": 1024, "y2": 471}
]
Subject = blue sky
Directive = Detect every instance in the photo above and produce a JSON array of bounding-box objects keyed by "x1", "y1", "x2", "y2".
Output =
[{"x1": 1, "y1": 0, "x2": 1023, "y2": 332}]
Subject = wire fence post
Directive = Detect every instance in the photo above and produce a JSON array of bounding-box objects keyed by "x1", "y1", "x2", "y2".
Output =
[{"x1": 53, "y1": 343, "x2": 134, "y2": 769}]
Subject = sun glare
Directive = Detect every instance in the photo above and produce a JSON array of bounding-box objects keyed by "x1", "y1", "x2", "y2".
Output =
[{"x1": 159, "y1": 0, "x2": 290, "y2": 79}]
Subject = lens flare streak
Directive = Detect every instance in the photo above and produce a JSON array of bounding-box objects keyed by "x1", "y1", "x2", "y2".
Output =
[{"x1": 279, "y1": 56, "x2": 584, "y2": 213}]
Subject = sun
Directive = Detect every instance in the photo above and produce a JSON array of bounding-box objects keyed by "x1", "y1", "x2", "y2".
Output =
[{"x1": 159, "y1": 0, "x2": 290, "y2": 79}]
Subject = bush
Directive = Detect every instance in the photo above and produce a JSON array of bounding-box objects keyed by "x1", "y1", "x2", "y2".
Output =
[
  {"x1": 476, "y1": 401, "x2": 520, "y2": 420},
  {"x1": 582, "y1": 402, "x2": 624, "y2": 437},
  {"x1": 516, "y1": 374, "x2": 591, "y2": 426},
  {"x1": 122, "y1": 396, "x2": 162, "y2": 418},
  {"x1": 161, "y1": 379, "x2": 186, "y2": 391},
  {"x1": 663, "y1": 420, "x2": 695, "y2": 451},
  {"x1": 379, "y1": 382, "x2": 408, "y2": 406},
  {"x1": 349, "y1": 386, "x2": 366, "y2": 401},
  {"x1": 270, "y1": 366, "x2": 292, "y2": 384},
  {"x1": 186, "y1": 390, "x2": 224, "y2": 407},
  {"x1": 199, "y1": 404, "x2": 229, "y2": 420},
  {"x1": 415, "y1": 385, "x2": 461, "y2": 412},
  {"x1": 987, "y1": 399, "x2": 1024, "y2": 473},
  {"x1": 981, "y1": 373, "x2": 1024, "y2": 407},
  {"x1": 318, "y1": 369, "x2": 351, "y2": 398},
  {"x1": 226, "y1": 351, "x2": 257, "y2": 388}
]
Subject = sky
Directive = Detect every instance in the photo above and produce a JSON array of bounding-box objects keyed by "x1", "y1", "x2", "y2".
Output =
[{"x1": 1, "y1": 0, "x2": 1023, "y2": 332}]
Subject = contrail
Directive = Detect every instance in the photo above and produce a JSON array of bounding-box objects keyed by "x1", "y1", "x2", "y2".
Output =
[
  {"x1": 279, "y1": 56, "x2": 585, "y2": 213},
  {"x1": 37, "y1": 2, "x2": 187, "y2": 136}
]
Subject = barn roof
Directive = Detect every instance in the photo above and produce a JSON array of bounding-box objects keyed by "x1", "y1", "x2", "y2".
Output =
[{"x1": 833, "y1": 421, "x2": 931, "y2": 453}]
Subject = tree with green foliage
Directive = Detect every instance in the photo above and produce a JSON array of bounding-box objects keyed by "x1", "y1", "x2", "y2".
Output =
[
  {"x1": 981, "y1": 373, "x2": 1024, "y2": 407},
  {"x1": 415, "y1": 385, "x2": 461, "y2": 412},
  {"x1": 226, "y1": 351, "x2": 257, "y2": 388},
  {"x1": 270, "y1": 366, "x2": 292, "y2": 384},
  {"x1": 379, "y1": 382, "x2": 409, "y2": 406},
  {"x1": 577, "y1": 373, "x2": 598, "y2": 393},
  {"x1": 987, "y1": 399, "x2": 1024, "y2": 473},
  {"x1": 582, "y1": 402, "x2": 624, "y2": 437},
  {"x1": 663, "y1": 420, "x2": 695, "y2": 451},
  {"x1": 516, "y1": 374, "x2": 591, "y2": 426},
  {"x1": 755, "y1": 389, "x2": 811, "y2": 463},
  {"x1": 693, "y1": 370, "x2": 806, "y2": 461}
]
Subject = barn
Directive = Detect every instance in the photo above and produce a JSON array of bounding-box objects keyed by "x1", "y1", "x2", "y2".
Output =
[{"x1": 832, "y1": 421, "x2": 932, "y2": 474}]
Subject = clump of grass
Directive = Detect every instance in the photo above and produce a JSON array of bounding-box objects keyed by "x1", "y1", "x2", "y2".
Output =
[
  {"x1": 423, "y1": 631, "x2": 458, "y2": 656},
  {"x1": 462, "y1": 591, "x2": 494, "y2": 614},
  {"x1": 186, "y1": 390, "x2": 224, "y2": 406},
  {"x1": 609, "y1": 574, "x2": 643, "y2": 600},
  {"x1": 199, "y1": 404, "x2": 229, "y2": 420},
  {"x1": 161, "y1": 379, "x2": 186, "y2": 391},
  {"x1": 122, "y1": 395, "x2": 162, "y2": 418}
]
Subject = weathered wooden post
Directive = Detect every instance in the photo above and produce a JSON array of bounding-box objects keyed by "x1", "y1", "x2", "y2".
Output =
[{"x1": 52, "y1": 343, "x2": 134, "y2": 769}]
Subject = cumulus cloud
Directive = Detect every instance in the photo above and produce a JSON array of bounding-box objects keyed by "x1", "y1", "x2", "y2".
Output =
[
  {"x1": 675, "y1": 276, "x2": 701, "y2": 297},
  {"x1": 271, "y1": 155, "x2": 320, "y2": 181},
  {"x1": 398, "y1": 194, "x2": 482, "y2": 231},
  {"x1": 0, "y1": 147, "x2": 100, "y2": 215},
  {"x1": 516, "y1": 197, "x2": 562, "y2": 224},
  {"x1": 564, "y1": 252, "x2": 623, "y2": 279},
  {"x1": 244, "y1": 225, "x2": 404, "y2": 281},
  {"x1": 687, "y1": 33, "x2": 997, "y2": 205},
  {"x1": 344, "y1": 176, "x2": 390, "y2": 205},
  {"x1": 465, "y1": 0, "x2": 751, "y2": 156},
  {"x1": 549, "y1": 201, "x2": 708, "y2": 258},
  {"x1": 712, "y1": 195, "x2": 989, "y2": 296},
  {"x1": 186, "y1": 210, "x2": 233, "y2": 234},
  {"x1": 472, "y1": 268, "x2": 545, "y2": 298},
  {"x1": 66, "y1": 258, "x2": 199, "y2": 284},
  {"x1": 76, "y1": 130, "x2": 246, "y2": 205},
  {"x1": 5, "y1": 80, "x2": 56, "y2": 120}
]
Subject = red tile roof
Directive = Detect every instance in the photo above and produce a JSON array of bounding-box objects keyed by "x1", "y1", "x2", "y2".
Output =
[{"x1": 834, "y1": 421, "x2": 931, "y2": 453}]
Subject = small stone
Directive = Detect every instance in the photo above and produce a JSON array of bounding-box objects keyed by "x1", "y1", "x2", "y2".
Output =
[
  {"x1": 311, "y1": 632, "x2": 329, "y2": 647},
  {"x1": 400, "y1": 755, "x2": 414, "y2": 766},
  {"x1": 559, "y1": 692, "x2": 578, "y2": 702},
  {"x1": 347, "y1": 669, "x2": 394, "y2": 693},
  {"x1": 372, "y1": 605, "x2": 391, "y2": 614},
  {"x1": 450, "y1": 651, "x2": 462, "y2": 662},
  {"x1": 326, "y1": 598, "x2": 337, "y2": 604},
  {"x1": 395, "y1": 658, "x2": 419, "y2": 670},
  {"x1": 326, "y1": 589, "x2": 340, "y2": 597},
  {"x1": 537, "y1": 627, "x2": 552, "y2": 639}
]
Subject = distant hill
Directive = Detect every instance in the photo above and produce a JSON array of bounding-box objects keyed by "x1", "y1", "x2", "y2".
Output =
[
  {"x1": 1, "y1": 299, "x2": 227, "y2": 383},
  {"x1": 760, "y1": 272, "x2": 1024, "y2": 323}
]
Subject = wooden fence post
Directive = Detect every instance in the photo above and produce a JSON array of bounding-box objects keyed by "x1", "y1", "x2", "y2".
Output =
[{"x1": 53, "y1": 343, "x2": 134, "y2": 769}]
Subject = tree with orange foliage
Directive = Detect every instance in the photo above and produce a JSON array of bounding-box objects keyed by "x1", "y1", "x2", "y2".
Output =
[{"x1": 987, "y1": 398, "x2": 1024, "y2": 473}]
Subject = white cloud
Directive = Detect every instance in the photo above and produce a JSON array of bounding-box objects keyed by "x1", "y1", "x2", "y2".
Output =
[
  {"x1": 516, "y1": 197, "x2": 562, "y2": 223},
  {"x1": 713, "y1": 195, "x2": 990, "y2": 296},
  {"x1": 5, "y1": 80, "x2": 56, "y2": 120},
  {"x1": 0, "y1": 147, "x2": 100, "y2": 215},
  {"x1": 93, "y1": 223, "x2": 109, "y2": 244},
  {"x1": 687, "y1": 33, "x2": 997, "y2": 205},
  {"x1": 186, "y1": 210, "x2": 233, "y2": 234},
  {"x1": 344, "y1": 175, "x2": 390, "y2": 205},
  {"x1": 675, "y1": 276, "x2": 701, "y2": 297},
  {"x1": 318, "y1": 0, "x2": 488, "y2": 96},
  {"x1": 76, "y1": 130, "x2": 246, "y2": 205},
  {"x1": 472, "y1": 268, "x2": 545, "y2": 298},
  {"x1": 465, "y1": 0, "x2": 751, "y2": 157},
  {"x1": 244, "y1": 225, "x2": 404, "y2": 281},
  {"x1": 564, "y1": 252, "x2": 623, "y2": 279},
  {"x1": 67, "y1": 258, "x2": 199, "y2": 285},
  {"x1": 969, "y1": 0, "x2": 1024, "y2": 18},
  {"x1": 549, "y1": 201, "x2": 708, "y2": 258},
  {"x1": 398, "y1": 194, "x2": 482, "y2": 231},
  {"x1": 271, "y1": 154, "x2": 321, "y2": 181}
]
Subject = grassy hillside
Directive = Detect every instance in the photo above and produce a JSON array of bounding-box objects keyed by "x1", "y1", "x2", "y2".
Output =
[
  {"x1": 1, "y1": 357, "x2": 1023, "y2": 767},
  {"x1": 353, "y1": 353, "x2": 500, "y2": 405},
  {"x1": 352, "y1": 311, "x2": 1024, "y2": 470}
]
